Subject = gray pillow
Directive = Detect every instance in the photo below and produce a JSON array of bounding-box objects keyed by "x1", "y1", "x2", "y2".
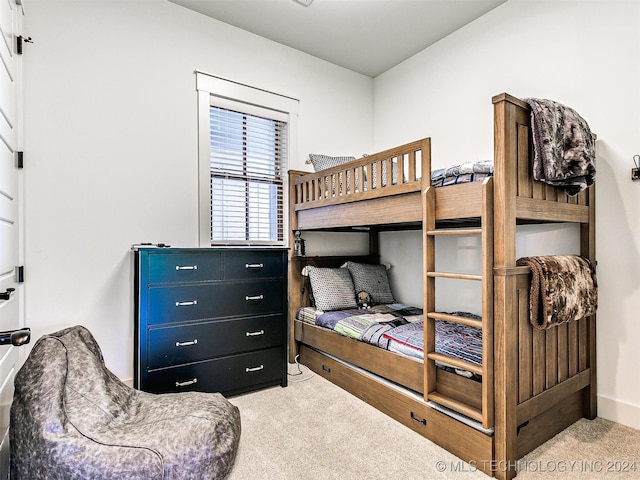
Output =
[
  {"x1": 309, "y1": 154, "x2": 356, "y2": 172},
  {"x1": 307, "y1": 266, "x2": 357, "y2": 311},
  {"x1": 309, "y1": 154, "x2": 359, "y2": 196},
  {"x1": 344, "y1": 261, "x2": 394, "y2": 305}
]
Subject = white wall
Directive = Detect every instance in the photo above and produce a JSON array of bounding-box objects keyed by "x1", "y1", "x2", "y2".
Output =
[
  {"x1": 374, "y1": 0, "x2": 640, "y2": 429},
  {"x1": 22, "y1": 0, "x2": 373, "y2": 380}
]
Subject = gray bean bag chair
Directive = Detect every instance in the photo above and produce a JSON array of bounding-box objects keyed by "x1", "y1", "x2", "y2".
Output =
[{"x1": 10, "y1": 325, "x2": 240, "y2": 479}]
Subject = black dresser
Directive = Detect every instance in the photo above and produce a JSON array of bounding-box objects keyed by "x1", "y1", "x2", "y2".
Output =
[{"x1": 133, "y1": 246, "x2": 288, "y2": 396}]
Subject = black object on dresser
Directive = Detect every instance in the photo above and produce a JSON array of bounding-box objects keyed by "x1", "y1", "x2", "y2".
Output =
[{"x1": 133, "y1": 247, "x2": 288, "y2": 396}]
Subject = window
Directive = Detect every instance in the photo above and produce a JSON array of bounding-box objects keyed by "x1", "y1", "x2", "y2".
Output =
[
  {"x1": 197, "y1": 72, "x2": 298, "y2": 246},
  {"x1": 209, "y1": 107, "x2": 286, "y2": 243}
]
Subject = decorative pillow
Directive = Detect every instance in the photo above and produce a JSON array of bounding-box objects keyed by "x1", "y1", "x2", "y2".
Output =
[
  {"x1": 306, "y1": 266, "x2": 357, "y2": 311},
  {"x1": 344, "y1": 261, "x2": 395, "y2": 305},
  {"x1": 370, "y1": 160, "x2": 399, "y2": 188},
  {"x1": 308, "y1": 154, "x2": 356, "y2": 172},
  {"x1": 309, "y1": 154, "x2": 359, "y2": 196}
]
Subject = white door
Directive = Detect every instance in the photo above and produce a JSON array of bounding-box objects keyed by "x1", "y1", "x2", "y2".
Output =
[{"x1": 0, "y1": 0, "x2": 24, "y2": 478}]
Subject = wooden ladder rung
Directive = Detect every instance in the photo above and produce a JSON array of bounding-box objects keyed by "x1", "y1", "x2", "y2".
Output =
[
  {"x1": 427, "y1": 352, "x2": 483, "y2": 376},
  {"x1": 428, "y1": 391, "x2": 483, "y2": 423},
  {"x1": 427, "y1": 312, "x2": 482, "y2": 329},
  {"x1": 426, "y1": 272, "x2": 483, "y2": 281},
  {"x1": 426, "y1": 228, "x2": 482, "y2": 236}
]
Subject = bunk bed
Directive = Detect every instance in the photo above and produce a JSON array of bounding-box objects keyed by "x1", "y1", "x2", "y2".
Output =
[{"x1": 287, "y1": 93, "x2": 597, "y2": 480}]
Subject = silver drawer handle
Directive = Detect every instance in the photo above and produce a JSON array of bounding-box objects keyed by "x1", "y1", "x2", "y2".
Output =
[
  {"x1": 245, "y1": 295, "x2": 264, "y2": 301},
  {"x1": 175, "y1": 300, "x2": 198, "y2": 307},
  {"x1": 175, "y1": 378, "x2": 197, "y2": 387},
  {"x1": 246, "y1": 330, "x2": 264, "y2": 337},
  {"x1": 245, "y1": 365, "x2": 264, "y2": 373},
  {"x1": 175, "y1": 339, "x2": 198, "y2": 347},
  {"x1": 176, "y1": 265, "x2": 198, "y2": 270},
  {"x1": 245, "y1": 263, "x2": 264, "y2": 269}
]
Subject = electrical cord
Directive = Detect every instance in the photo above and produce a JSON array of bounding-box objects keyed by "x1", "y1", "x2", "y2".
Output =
[{"x1": 287, "y1": 354, "x2": 314, "y2": 383}]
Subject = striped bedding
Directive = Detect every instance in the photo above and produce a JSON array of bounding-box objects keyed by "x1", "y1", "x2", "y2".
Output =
[
  {"x1": 430, "y1": 160, "x2": 493, "y2": 187},
  {"x1": 296, "y1": 305, "x2": 483, "y2": 374}
]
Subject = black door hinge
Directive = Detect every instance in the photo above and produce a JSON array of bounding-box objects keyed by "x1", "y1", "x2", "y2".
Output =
[
  {"x1": 15, "y1": 266, "x2": 24, "y2": 283},
  {"x1": 15, "y1": 151, "x2": 23, "y2": 169},
  {"x1": 16, "y1": 35, "x2": 33, "y2": 55}
]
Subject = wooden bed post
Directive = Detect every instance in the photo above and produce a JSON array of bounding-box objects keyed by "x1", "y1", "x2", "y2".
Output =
[
  {"x1": 288, "y1": 170, "x2": 304, "y2": 363},
  {"x1": 492, "y1": 94, "x2": 520, "y2": 480},
  {"x1": 422, "y1": 186, "x2": 437, "y2": 400},
  {"x1": 420, "y1": 137, "x2": 432, "y2": 192},
  {"x1": 481, "y1": 177, "x2": 495, "y2": 430},
  {"x1": 369, "y1": 228, "x2": 380, "y2": 257},
  {"x1": 421, "y1": 138, "x2": 436, "y2": 404},
  {"x1": 581, "y1": 183, "x2": 597, "y2": 420}
]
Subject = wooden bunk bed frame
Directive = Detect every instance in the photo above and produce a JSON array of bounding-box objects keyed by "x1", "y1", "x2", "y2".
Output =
[{"x1": 287, "y1": 93, "x2": 596, "y2": 480}]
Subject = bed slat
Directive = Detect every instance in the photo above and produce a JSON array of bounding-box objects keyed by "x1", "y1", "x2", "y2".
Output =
[
  {"x1": 545, "y1": 327, "x2": 558, "y2": 388},
  {"x1": 557, "y1": 323, "x2": 569, "y2": 382},
  {"x1": 518, "y1": 287, "x2": 532, "y2": 403}
]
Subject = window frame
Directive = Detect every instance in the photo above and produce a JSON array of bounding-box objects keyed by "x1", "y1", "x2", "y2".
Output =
[{"x1": 196, "y1": 71, "x2": 299, "y2": 247}]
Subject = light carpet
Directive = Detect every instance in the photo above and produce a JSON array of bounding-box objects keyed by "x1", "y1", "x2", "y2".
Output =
[{"x1": 227, "y1": 364, "x2": 639, "y2": 479}]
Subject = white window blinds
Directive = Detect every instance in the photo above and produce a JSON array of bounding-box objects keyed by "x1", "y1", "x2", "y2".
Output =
[{"x1": 209, "y1": 106, "x2": 287, "y2": 245}]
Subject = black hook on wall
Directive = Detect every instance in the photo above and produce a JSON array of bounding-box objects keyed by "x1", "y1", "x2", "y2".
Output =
[
  {"x1": 16, "y1": 35, "x2": 33, "y2": 55},
  {"x1": 633, "y1": 155, "x2": 640, "y2": 181}
]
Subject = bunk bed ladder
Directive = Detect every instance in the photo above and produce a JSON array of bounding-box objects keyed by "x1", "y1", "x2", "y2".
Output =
[{"x1": 422, "y1": 178, "x2": 494, "y2": 429}]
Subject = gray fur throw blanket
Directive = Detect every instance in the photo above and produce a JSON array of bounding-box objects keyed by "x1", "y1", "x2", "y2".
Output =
[
  {"x1": 516, "y1": 255, "x2": 597, "y2": 331},
  {"x1": 522, "y1": 98, "x2": 596, "y2": 196}
]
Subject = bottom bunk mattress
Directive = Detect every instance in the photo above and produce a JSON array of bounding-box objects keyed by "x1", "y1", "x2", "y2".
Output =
[{"x1": 296, "y1": 305, "x2": 482, "y2": 378}]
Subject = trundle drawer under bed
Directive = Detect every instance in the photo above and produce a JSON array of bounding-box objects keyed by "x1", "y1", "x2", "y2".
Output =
[{"x1": 299, "y1": 345, "x2": 494, "y2": 476}]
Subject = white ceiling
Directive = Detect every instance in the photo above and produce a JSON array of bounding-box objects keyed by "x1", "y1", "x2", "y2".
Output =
[{"x1": 169, "y1": 0, "x2": 507, "y2": 77}]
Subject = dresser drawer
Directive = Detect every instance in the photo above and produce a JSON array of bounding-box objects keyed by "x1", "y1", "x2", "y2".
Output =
[
  {"x1": 223, "y1": 251, "x2": 284, "y2": 280},
  {"x1": 148, "y1": 252, "x2": 221, "y2": 284},
  {"x1": 145, "y1": 347, "x2": 284, "y2": 395},
  {"x1": 148, "y1": 314, "x2": 283, "y2": 368},
  {"x1": 147, "y1": 279, "x2": 283, "y2": 325}
]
